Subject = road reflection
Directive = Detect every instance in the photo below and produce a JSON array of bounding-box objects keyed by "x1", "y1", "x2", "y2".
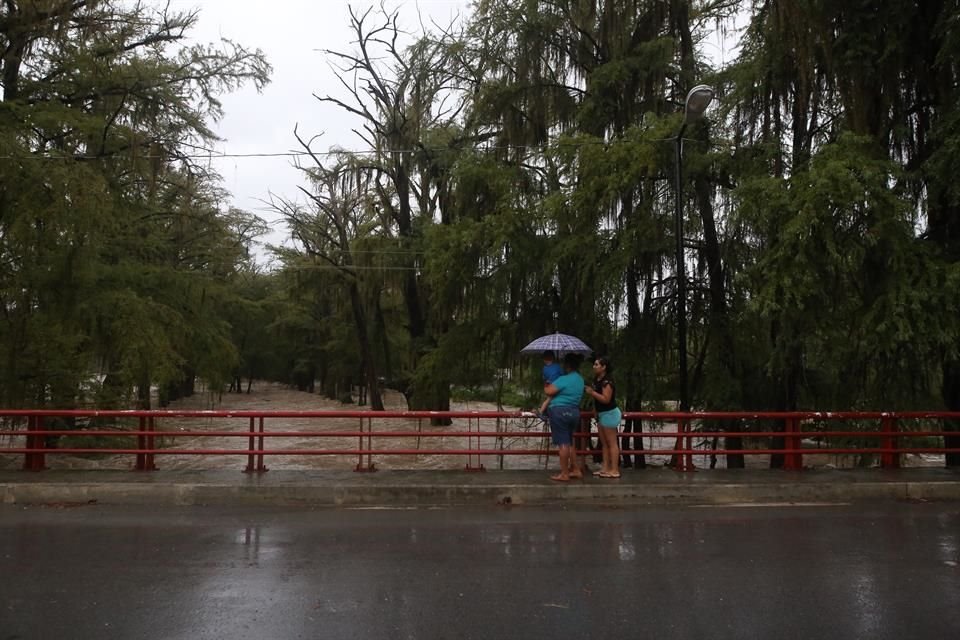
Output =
[{"x1": 4, "y1": 504, "x2": 959, "y2": 639}]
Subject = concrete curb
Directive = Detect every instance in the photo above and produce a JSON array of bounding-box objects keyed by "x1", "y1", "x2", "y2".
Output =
[{"x1": 3, "y1": 469, "x2": 960, "y2": 507}]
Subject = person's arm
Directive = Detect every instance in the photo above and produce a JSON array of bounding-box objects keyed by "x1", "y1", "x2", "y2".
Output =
[
  {"x1": 539, "y1": 382, "x2": 560, "y2": 414},
  {"x1": 586, "y1": 381, "x2": 613, "y2": 405}
]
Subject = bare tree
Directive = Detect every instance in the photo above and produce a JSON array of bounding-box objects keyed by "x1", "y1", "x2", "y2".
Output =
[
  {"x1": 272, "y1": 132, "x2": 385, "y2": 411},
  {"x1": 315, "y1": 5, "x2": 469, "y2": 412}
]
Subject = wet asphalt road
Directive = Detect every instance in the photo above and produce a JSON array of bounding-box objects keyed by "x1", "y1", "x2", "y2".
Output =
[{"x1": 1, "y1": 501, "x2": 958, "y2": 640}]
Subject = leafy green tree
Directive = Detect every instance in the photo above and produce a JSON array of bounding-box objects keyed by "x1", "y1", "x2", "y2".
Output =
[
  {"x1": 0, "y1": 0, "x2": 269, "y2": 408},
  {"x1": 272, "y1": 145, "x2": 386, "y2": 410},
  {"x1": 723, "y1": 0, "x2": 960, "y2": 464}
]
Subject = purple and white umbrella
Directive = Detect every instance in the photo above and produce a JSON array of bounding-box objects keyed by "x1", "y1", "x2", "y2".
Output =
[{"x1": 520, "y1": 332, "x2": 592, "y2": 356}]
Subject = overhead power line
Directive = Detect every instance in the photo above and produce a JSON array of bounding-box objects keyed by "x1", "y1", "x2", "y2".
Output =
[{"x1": 0, "y1": 136, "x2": 687, "y2": 162}]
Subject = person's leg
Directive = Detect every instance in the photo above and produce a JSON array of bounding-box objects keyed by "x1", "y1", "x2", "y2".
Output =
[
  {"x1": 552, "y1": 444, "x2": 571, "y2": 481},
  {"x1": 568, "y1": 447, "x2": 583, "y2": 479},
  {"x1": 600, "y1": 426, "x2": 620, "y2": 478},
  {"x1": 547, "y1": 408, "x2": 568, "y2": 481},
  {"x1": 599, "y1": 425, "x2": 612, "y2": 474},
  {"x1": 604, "y1": 426, "x2": 620, "y2": 475},
  {"x1": 550, "y1": 408, "x2": 581, "y2": 479},
  {"x1": 566, "y1": 413, "x2": 582, "y2": 478}
]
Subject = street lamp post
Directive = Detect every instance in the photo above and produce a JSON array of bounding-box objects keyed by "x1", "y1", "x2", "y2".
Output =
[{"x1": 675, "y1": 84, "x2": 714, "y2": 414}]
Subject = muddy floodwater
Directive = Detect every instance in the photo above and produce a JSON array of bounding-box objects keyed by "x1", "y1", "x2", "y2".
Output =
[
  {"x1": 0, "y1": 382, "x2": 945, "y2": 472},
  {"x1": 0, "y1": 383, "x2": 554, "y2": 472}
]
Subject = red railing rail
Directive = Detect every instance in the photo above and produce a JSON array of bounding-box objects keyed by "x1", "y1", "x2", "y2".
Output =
[{"x1": 1, "y1": 409, "x2": 959, "y2": 473}]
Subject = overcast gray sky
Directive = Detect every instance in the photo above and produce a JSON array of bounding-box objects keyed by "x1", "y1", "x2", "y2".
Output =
[
  {"x1": 177, "y1": 1, "x2": 738, "y2": 261},
  {"x1": 174, "y1": 1, "x2": 472, "y2": 257}
]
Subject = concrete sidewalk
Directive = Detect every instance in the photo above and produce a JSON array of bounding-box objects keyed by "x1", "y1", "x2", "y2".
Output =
[{"x1": 2, "y1": 467, "x2": 960, "y2": 507}]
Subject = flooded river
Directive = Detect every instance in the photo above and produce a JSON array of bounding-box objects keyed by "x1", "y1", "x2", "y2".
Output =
[{"x1": 0, "y1": 382, "x2": 945, "y2": 471}]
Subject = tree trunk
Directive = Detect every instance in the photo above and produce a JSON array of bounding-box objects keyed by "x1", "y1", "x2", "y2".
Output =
[
  {"x1": 347, "y1": 281, "x2": 384, "y2": 411},
  {"x1": 408, "y1": 379, "x2": 452, "y2": 426},
  {"x1": 770, "y1": 339, "x2": 802, "y2": 469},
  {"x1": 133, "y1": 372, "x2": 150, "y2": 409},
  {"x1": 695, "y1": 172, "x2": 745, "y2": 468}
]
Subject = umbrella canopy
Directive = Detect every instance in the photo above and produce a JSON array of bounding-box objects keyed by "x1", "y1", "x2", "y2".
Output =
[{"x1": 520, "y1": 332, "x2": 592, "y2": 356}]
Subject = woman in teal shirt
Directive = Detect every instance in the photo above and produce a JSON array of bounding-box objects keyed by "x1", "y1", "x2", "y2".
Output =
[{"x1": 542, "y1": 353, "x2": 585, "y2": 481}]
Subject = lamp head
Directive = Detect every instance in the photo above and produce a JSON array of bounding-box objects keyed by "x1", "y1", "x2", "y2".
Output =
[{"x1": 683, "y1": 85, "x2": 715, "y2": 124}]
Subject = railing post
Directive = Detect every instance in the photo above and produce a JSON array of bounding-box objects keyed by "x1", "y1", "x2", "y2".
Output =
[
  {"x1": 22, "y1": 415, "x2": 46, "y2": 472},
  {"x1": 134, "y1": 416, "x2": 157, "y2": 471},
  {"x1": 671, "y1": 413, "x2": 696, "y2": 472},
  {"x1": 580, "y1": 415, "x2": 594, "y2": 467},
  {"x1": 783, "y1": 417, "x2": 795, "y2": 470},
  {"x1": 465, "y1": 416, "x2": 485, "y2": 472},
  {"x1": 257, "y1": 417, "x2": 268, "y2": 473},
  {"x1": 244, "y1": 417, "x2": 268, "y2": 474},
  {"x1": 356, "y1": 416, "x2": 363, "y2": 471},
  {"x1": 136, "y1": 416, "x2": 147, "y2": 471},
  {"x1": 683, "y1": 413, "x2": 695, "y2": 472},
  {"x1": 244, "y1": 417, "x2": 256, "y2": 473},
  {"x1": 783, "y1": 417, "x2": 803, "y2": 471},
  {"x1": 353, "y1": 418, "x2": 365, "y2": 471},
  {"x1": 144, "y1": 416, "x2": 157, "y2": 471},
  {"x1": 880, "y1": 416, "x2": 900, "y2": 469},
  {"x1": 355, "y1": 416, "x2": 376, "y2": 472}
]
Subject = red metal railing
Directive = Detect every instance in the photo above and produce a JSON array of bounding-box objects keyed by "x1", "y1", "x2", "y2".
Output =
[{"x1": 1, "y1": 409, "x2": 959, "y2": 472}]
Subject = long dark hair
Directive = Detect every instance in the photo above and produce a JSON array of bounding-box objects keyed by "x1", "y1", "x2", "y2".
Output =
[{"x1": 594, "y1": 356, "x2": 613, "y2": 379}]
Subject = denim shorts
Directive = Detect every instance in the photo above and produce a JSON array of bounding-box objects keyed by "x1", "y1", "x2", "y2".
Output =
[{"x1": 547, "y1": 406, "x2": 580, "y2": 446}]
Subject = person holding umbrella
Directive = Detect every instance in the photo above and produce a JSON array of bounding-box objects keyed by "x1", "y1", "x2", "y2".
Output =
[{"x1": 541, "y1": 352, "x2": 586, "y2": 481}]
